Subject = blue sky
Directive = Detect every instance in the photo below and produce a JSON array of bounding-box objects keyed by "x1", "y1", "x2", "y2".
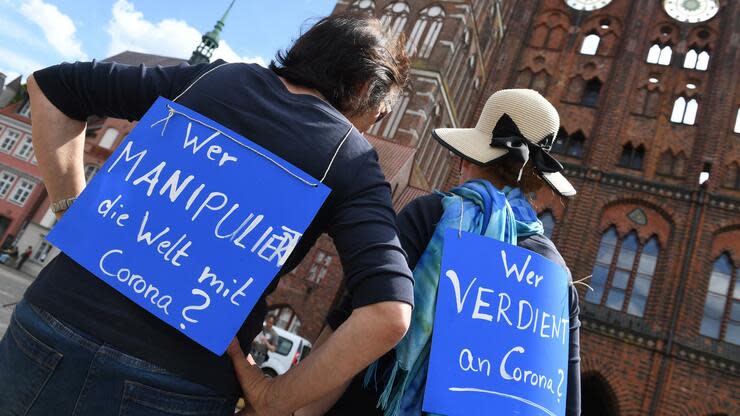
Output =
[{"x1": 0, "y1": 0, "x2": 338, "y2": 82}]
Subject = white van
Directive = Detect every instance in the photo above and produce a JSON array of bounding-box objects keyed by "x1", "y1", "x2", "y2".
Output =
[{"x1": 259, "y1": 326, "x2": 312, "y2": 377}]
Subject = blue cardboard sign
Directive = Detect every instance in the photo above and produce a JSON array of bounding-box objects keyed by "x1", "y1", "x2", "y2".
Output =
[
  {"x1": 48, "y1": 97, "x2": 331, "y2": 355},
  {"x1": 423, "y1": 229, "x2": 570, "y2": 416}
]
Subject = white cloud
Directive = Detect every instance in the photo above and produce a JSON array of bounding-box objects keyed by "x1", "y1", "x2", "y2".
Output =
[
  {"x1": 212, "y1": 40, "x2": 267, "y2": 67},
  {"x1": 107, "y1": 0, "x2": 266, "y2": 66},
  {"x1": 107, "y1": 0, "x2": 200, "y2": 59},
  {"x1": 0, "y1": 46, "x2": 44, "y2": 80},
  {"x1": 18, "y1": 0, "x2": 86, "y2": 60}
]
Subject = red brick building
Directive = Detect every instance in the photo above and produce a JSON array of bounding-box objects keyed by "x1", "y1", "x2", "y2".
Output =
[
  {"x1": 270, "y1": 1, "x2": 739, "y2": 414},
  {"x1": 0, "y1": 98, "x2": 46, "y2": 253},
  {"x1": 6, "y1": 51, "x2": 186, "y2": 276}
]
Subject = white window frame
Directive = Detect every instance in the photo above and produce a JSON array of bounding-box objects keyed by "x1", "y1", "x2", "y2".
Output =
[
  {"x1": 670, "y1": 97, "x2": 698, "y2": 125},
  {"x1": 647, "y1": 44, "x2": 672, "y2": 66},
  {"x1": 734, "y1": 107, "x2": 740, "y2": 134},
  {"x1": 9, "y1": 178, "x2": 35, "y2": 206},
  {"x1": 0, "y1": 171, "x2": 17, "y2": 198},
  {"x1": 13, "y1": 135, "x2": 33, "y2": 160},
  {"x1": 99, "y1": 128, "x2": 120, "y2": 149},
  {"x1": 408, "y1": 5, "x2": 445, "y2": 58},
  {"x1": 84, "y1": 164, "x2": 100, "y2": 182},
  {"x1": 33, "y1": 238, "x2": 54, "y2": 263},
  {"x1": 17, "y1": 100, "x2": 31, "y2": 117},
  {"x1": 380, "y1": 2, "x2": 410, "y2": 37},
  {"x1": 40, "y1": 208, "x2": 57, "y2": 228},
  {"x1": 580, "y1": 33, "x2": 600, "y2": 55},
  {"x1": 684, "y1": 49, "x2": 710, "y2": 71},
  {"x1": 0, "y1": 129, "x2": 21, "y2": 153},
  {"x1": 382, "y1": 95, "x2": 410, "y2": 138}
]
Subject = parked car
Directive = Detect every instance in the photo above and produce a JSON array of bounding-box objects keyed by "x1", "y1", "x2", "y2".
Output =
[{"x1": 259, "y1": 326, "x2": 312, "y2": 377}]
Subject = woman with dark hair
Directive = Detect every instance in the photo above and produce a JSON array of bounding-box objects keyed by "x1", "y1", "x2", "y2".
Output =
[
  {"x1": 303, "y1": 89, "x2": 582, "y2": 416},
  {"x1": 1, "y1": 13, "x2": 415, "y2": 415}
]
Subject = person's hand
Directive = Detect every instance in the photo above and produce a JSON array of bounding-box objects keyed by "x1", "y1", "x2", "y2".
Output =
[{"x1": 228, "y1": 339, "x2": 289, "y2": 416}]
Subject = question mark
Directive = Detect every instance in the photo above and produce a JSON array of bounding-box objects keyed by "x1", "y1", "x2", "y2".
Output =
[
  {"x1": 556, "y1": 368, "x2": 565, "y2": 402},
  {"x1": 180, "y1": 289, "x2": 211, "y2": 330}
]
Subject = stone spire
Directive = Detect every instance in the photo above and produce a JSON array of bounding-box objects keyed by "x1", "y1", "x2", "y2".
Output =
[{"x1": 188, "y1": 0, "x2": 235, "y2": 65}]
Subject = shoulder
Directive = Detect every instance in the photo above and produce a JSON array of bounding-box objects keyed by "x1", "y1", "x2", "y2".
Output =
[
  {"x1": 330, "y1": 131, "x2": 383, "y2": 192},
  {"x1": 518, "y1": 234, "x2": 570, "y2": 277},
  {"x1": 399, "y1": 193, "x2": 443, "y2": 219}
]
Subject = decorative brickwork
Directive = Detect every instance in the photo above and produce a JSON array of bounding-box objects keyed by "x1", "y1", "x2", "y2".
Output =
[{"x1": 266, "y1": 1, "x2": 740, "y2": 414}]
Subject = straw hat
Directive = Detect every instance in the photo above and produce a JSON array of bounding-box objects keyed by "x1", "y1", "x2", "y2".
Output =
[{"x1": 433, "y1": 89, "x2": 576, "y2": 197}]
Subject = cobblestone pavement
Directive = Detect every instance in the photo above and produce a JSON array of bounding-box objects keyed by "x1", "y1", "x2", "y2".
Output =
[{"x1": 0, "y1": 264, "x2": 34, "y2": 338}]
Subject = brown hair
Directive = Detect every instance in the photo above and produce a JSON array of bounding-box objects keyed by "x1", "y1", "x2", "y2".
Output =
[
  {"x1": 484, "y1": 154, "x2": 550, "y2": 195},
  {"x1": 270, "y1": 12, "x2": 410, "y2": 116}
]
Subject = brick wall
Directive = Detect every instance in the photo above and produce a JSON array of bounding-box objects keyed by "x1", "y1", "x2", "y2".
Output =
[{"x1": 269, "y1": 2, "x2": 740, "y2": 413}]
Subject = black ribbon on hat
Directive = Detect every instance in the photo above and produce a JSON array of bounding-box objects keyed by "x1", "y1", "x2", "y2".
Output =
[{"x1": 489, "y1": 113, "x2": 564, "y2": 181}]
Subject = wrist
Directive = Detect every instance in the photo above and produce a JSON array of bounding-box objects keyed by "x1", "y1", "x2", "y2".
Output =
[{"x1": 51, "y1": 197, "x2": 77, "y2": 214}]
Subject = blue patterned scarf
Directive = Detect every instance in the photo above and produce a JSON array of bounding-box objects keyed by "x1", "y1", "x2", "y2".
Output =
[{"x1": 364, "y1": 179, "x2": 544, "y2": 416}]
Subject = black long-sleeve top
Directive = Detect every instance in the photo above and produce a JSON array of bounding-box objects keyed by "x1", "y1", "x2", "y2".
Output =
[
  {"x1": 327, "y1": 193, "x2": 581, "y2": 415},
  {"x1": 25, "y1": 60, "x2": 414, "y2": 396}
]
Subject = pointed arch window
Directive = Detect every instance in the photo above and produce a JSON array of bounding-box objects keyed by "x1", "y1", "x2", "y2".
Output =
[
  {"x1": 369, "y1": 93, "x2": 409, "y2": 138},
  {"x1": 408, "y1": 5, "x2": 445, "y2": 58},
  {"x1": 582, "y1": 373, "x2": 619, "y2": 416},
  {"x1": 539, "y1": 211, "x2": 555, "y2": 238},
  {"x1": 380, "y1": 2, "x2": 410, "y2": 37},
  {"x1": 530, "y1": 70, "x2": 550, "y2": 95},
  {"x1": 700, "y1": 254, "x2": 740, "y2": 345},
  {"x1": 580, "y1": 33, "x2": 600, "y2": 55},
  {"x1": 723, "y1": 162, "x2": 740, "y2": 190},
  {"x1": 632, "y1": 82, "x2": 662, "y2": 118},
  {"x1": 628, "y1": 237, "x2": 658, "y2": 316},
  {"x1": 269, "y1": 305, "x2": 302, "y2": 333},
  {"x1": 581, "y1": 78, "x2": 602, "y2": 107},
  {"x1": 670, "y1": 97, "x2": 698, "y2": 125},
  {"x1": 656, "y1": 151, "x2": 686, "y2": 178},
  {"x1": 516, "y1": 68, "x2": 550, "y2": 95},
  {"x1": 683, "y1": 48, "x2": 710, "y2": 71},
  {"x1": 618, "y1": 143, "x2": 645, "y2": 170},
  {"x1": 350, "y1": 0, "x2": 375, "y2": 13},
  {"x1": 586, "y1": 228, "x2": 660, "y2": 317},
  {"x1": 564, "y1": 76, "x2": 585, "y2": 103},
  {"x1": 306, "y1": 250, "x2": 334, "y2": 284},
  {"x1": 552, "y1": 128, "x2": 585, "y2": 158},
  {"x1": 646, "y1": 43, "x2": 672, "y2": 66}
]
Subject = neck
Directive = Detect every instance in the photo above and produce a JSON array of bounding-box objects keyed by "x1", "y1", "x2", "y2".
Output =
[
  {"x1": 460, "y1": 172, "x2": 508, "y2": 190},
  {"x1": 278, "y1": 76, "x2": 327, "y2": 102}
]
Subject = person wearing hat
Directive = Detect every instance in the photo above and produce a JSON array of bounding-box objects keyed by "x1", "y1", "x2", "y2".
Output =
[{"x1": 301, "y1": 89, "x2": 581, "y2": 416}]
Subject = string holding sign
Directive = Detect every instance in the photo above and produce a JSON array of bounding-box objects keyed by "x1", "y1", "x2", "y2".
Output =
[
  {"x1": 150, "y1": 106, "x2": 352, "y2": 188},
  {"x1": 156, "y1": 61, "x2": 353, "y2": 187},
  {"x1": 48, "y1": 97, "x2": 332, "y2": 354}
]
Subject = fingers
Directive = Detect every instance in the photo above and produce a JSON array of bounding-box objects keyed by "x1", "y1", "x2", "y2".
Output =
[
  {"x1": 228, "y1": 338, "x2": 267, "y2": 394},
  {"x1": 228, "y1": 338, "x2": 246, "y2": 361},
  {"x1": 234, "y1": 404, "x2": 255, "y2": 416}
]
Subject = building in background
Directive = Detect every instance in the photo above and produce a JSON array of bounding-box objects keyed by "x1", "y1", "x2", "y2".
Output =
[
  {"x1": 5, "y1": 1, "x2": 227, "y2": 275},
  {"x1": 189, "y1": 0, "x2": 235, "y2": 64},
  {"x1": 270, "y1": 1, "x2": 739, "y2": 415},
  {"x1": 0, "y1": 98, "x2": 45, "y2": 254},
  {"x1": 2, "y1": 0, "x2": 737, "y2": 413},
  {"x1": 266, "y1": 0, "x2": 512, "y2": 338},
  {"x1": 11, "y1": 51, "x2": 187, "y2": 276},
  {"x1": 0, "y1": 74, "x2": 22, "y2": 108}
]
